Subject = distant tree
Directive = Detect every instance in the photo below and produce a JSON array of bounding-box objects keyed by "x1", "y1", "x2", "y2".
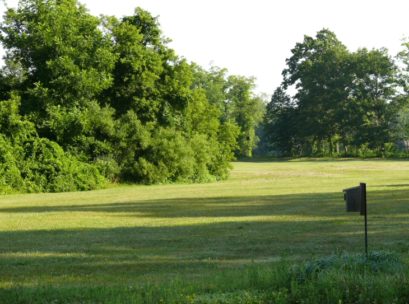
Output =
[
  {"x1": 282, "y1": 29, "x2": 350, "y2": 155},
  {"x1": 343, "y1": 48, "x2": 398, "y2": 153},
  {"x1": 264, "y1": 87, "x2": 299, "y2": 155},
  {"x1": 224, "y1": 76, "x2": 265, "y2": 157},
  {"x1": 392, "y1": 104, "x2": 409, "y2": 149},
  {"x1": 264, "y1": 29, "x2": 399, "y2": 157},
  {"x1": 192, "y1": 66, "x2": 265, "y2": 158},
  {"x1": 191, "y1": 65, "x2": 228, "y2": 115}
]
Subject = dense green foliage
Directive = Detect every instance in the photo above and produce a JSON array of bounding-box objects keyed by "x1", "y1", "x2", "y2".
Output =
[
  {"x1": 0, "y1": 0, "x2": 264, "y2": 192},
  {"x1": 262, "y1": 29, "x2": 409, "y2": 157},
  {"x1": 4, "y1": 1, "x2": 409, "y2": 192},
  {"x1": 0, "y1": 94, "x2": 105, "y2": 193}
]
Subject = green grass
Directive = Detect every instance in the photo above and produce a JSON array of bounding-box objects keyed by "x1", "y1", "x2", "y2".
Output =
[{"x1": 1, "y1": 159, "x2": 409, "y2": 303}]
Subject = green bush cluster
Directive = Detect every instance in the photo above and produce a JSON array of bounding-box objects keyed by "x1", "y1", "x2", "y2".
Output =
[
  {"x1": 0, "y1": 0, "x2": 264, "y2": 192},
  {"x1": 0, "y1": 97, "x2": 105, "y2": 194}
]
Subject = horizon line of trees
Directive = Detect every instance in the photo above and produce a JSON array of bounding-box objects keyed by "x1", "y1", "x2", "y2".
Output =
[
  {"x1": 0, "y1": 0, "x2": 264, "y2": 193},
  {"x1": 261, "y1": 29, "x2": 409, "y2": 158},
  {"x1": 2, "y1": 1, "x2": 409, "y2": 194}
]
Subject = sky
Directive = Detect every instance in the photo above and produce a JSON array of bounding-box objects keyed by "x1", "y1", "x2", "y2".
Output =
[{"x1": 1, "y1": 0, "x2": 409, "y2": 96}]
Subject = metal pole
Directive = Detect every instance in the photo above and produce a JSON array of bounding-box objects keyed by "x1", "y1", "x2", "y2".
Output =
[{"x1": 360, "y1": 183, "x2": 368, "y2": 258}]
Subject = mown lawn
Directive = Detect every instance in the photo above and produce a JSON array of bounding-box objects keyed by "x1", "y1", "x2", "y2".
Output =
[{"x1": 1, "y1": 159, "x2": 409, "y2": 303}]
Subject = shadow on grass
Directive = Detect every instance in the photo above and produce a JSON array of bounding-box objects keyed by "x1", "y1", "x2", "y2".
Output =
[
  {"x1": 0, "y1": 189, "x2": 408, "y2": 288},
  {"x1": 0, "y1": 189, "x2": 409, "y2": 218},
  {"x1": 0, "y1": 192, "x2": 343, "y2": 216},
  {"x1": 378, "y1": 184, "x2": 409, "y2": 188},
  {"x1": 237, "y1": 157, "x2": 409, "y2": 163},
  {"x1": 236, "y1": 157, "x2": 361, "y2": 163},
  {"x1": 0, "y1": 222, "x2": 408, "y2": 286},
  {"x1": 0, "y1": 221, "x2": 384, "y2": 283}
]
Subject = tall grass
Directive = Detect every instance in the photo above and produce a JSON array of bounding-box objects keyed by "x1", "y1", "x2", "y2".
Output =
[{"x1": 2, "y1": 251, "x2": 408, "y2": 303}]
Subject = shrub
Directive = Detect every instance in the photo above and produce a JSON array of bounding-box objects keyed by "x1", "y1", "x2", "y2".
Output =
[
  {"x1": 0, "y1": 135, "x2": 24, "y2": 194},
  {"x1": 19, "y1": 137, "x2": 106, "y2": 192},
  {"x1": 132, "y1": 128, "x2": 195, "y2": 184}
]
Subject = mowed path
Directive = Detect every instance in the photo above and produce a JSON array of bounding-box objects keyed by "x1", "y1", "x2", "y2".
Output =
[{"x1": 0, "y1": 160, "x2": 408, "y2": 287}]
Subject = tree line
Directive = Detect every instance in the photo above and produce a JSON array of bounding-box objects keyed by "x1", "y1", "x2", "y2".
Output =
[
  {"x1": 0, "y1": 0, "x2": 264, "y2": 193},
  {"x1": 262, "y1": 29, "x2": 409, "y2": 157},
  {"x1": 2, "y1": 1, "x2": 409, "y2": 194}
]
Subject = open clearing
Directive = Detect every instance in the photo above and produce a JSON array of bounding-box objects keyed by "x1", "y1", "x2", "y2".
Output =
[{"x1": 1, "y1": 160, "x2": 409, "y2": 301}]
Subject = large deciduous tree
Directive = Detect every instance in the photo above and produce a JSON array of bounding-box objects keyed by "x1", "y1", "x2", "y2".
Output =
[
  {"x1": 282, "y1": 29, "x2": 350, "y2": 155},
  {"x1": 264, "y1": 29, "x2": 399, "y2": 157}
]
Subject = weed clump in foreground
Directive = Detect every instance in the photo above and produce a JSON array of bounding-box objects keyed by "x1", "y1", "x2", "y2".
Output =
[
  {"x1": 191, "y1": 251, "x2": 409, "y2": 304},
  {"x1": 2, "y1": 251, "x2": 409, "y2": 304},
  {"x1": 290, "y1": 250, "x2": 404, "y2": 283}
]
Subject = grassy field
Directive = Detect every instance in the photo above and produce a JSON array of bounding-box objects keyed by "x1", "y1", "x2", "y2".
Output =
[{"x1": 1, "y1": 159, "x2": 409, "y2": 303}]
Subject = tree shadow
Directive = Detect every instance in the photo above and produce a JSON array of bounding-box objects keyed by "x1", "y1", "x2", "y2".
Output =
[
  {"x1": 0, "y1": 192, "x2": 349, "y2": 217},
  {"x1": 0, "y1": 221, "x2": 365, "y2": 283},
  {"x1": 377, "y1": 184, "x2": 409, "y2": 188},
  {"x1": 0, "y1": 189, "x2": 408, "y2": 288},
  {"x1": 1, "y1": 189, "x2": 408, "y2": 218},
  {"x1": 236, "y1": 157, "x2": 362, "y2": 163}
]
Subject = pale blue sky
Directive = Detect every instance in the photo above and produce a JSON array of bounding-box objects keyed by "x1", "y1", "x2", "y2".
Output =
[{"x1": 1, "y1": 0, "x2": 409, "y2": 96}]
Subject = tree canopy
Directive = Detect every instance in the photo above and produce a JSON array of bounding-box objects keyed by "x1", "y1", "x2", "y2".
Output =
[
  {"x1": 0, "y1": 0, "x2": 264, "y2": 193},
  {"x1": 263, "y1": 29, "x2": 404, "y2": 157}
]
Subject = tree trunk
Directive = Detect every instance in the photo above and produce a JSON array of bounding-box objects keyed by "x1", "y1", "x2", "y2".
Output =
[{"x1": 328, "y1": 137, "x2": 333, "y2": 156}]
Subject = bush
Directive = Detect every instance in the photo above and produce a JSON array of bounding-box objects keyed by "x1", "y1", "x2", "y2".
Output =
[
  {"x1": 0, "y1": 95, "x2": 106, "y2": 193},
  {"x1": 11, "y1": 137, "x2": 106, "y2": 193},
  {"x1": 0, "y1": 137, "x2": 107, "y2": 194},
  {"x1": 0, "y1": 135, "x2": 24, "y2": 194},
  {"x1": 115, "y1": 110, "x2": 238, "y2": 184},
  {"x1": 132, "y1": 128, "x2": 195, "y2": 184}
]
